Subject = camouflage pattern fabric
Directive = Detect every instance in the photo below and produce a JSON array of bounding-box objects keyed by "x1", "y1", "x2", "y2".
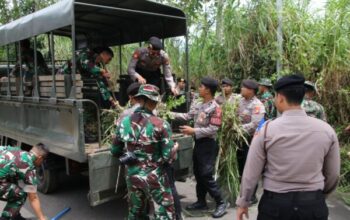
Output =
[
  {"x1": 111, "y1": 107, "x2": 175, "y2": 220},
  {"x1": 259, "y1": 91, "x2": 276, "y2": 119},
  {"x1": 302, "y1": 99, "x2": 327, "y2": 121},
  {"x1": 59, "y1": 49, "x2": 112, "y2": 101},
  {"x1": 0, "y1": 146, "x2": 37, "y2": 219}
]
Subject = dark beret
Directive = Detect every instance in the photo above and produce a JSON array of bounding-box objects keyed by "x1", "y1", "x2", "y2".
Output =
[
  {"x1": 274, "y1": 74, "x2": 305, "y2": 91},
  {"x1": 127, "y1": 82, "x2": 141, "y2": 96},
  {"x1": 242, "y1": 79, "x2": 258, "y2": 90},
  {"x1": 221, "y1": 78, "x2": 233, "y2": 86},
  {"x1": 201, "y1": 77, "x2": 218, "y2": 89},
  {"x1": 149, "y1": 36, "x2": 163, "y2": 50}
]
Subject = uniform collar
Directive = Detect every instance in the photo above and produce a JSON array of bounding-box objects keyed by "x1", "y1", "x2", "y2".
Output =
[
  {"x1": 282, "y1": 109, "x2": 307, "y2": 117},
  {"x1": 135, "y1": 107, "x2": 154, "y2": 115}
]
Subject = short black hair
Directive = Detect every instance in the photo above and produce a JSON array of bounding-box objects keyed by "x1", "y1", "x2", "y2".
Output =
[
  {"x1": 203, "y1": 85, "x2": 216, "y2": 97},
  {"x1": 93, "y1": 46, "x2": 114, "y2": 57},
  {"x1": 277, "y1": 85, "x2": 305, "y2": 105}
]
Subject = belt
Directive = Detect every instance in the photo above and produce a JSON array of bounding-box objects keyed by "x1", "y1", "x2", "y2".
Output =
[
  {"x1": 195, "y1": 137, "x2": 215, "y2": 142},
  {"x1": 264, "y1": 190, "x2": 324, "y2": 201}
]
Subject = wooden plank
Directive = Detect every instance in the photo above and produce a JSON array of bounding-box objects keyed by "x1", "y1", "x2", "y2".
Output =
[
  {"x1": 1, "y1": 86, "x2": 31, "y2": 92},
  {"x1": 0, "y1": 78, "x2": 16, "y2": 83},
  {"x1": 40, "y1": 92, "x2": 83, "y2": 99},
  {"x1": 39, "y1": 81, "x2": 83, "y2": 87},
  {"x1": 39, "y1": 74, "x2": 81, "y2": 81},
  {"x1": 39, "y1": 87, "x2": 82, "y2": 93}
]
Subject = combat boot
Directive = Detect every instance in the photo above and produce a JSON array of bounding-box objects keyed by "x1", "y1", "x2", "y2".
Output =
[
  {"x1": 212, "y1": 201, "x2": 229, "y2": 218},
  {"x1": 185, "y1": 201, "x2": 208, "y2": 210}
]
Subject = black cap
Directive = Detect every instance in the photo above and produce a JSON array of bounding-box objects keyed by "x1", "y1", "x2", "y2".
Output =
[
  {"x1": 127, "y1": 82, "x2": 141, "y2": 96},
  {"x1": 274, "y1": 74, "x2": 305, "y2": 91},
  {"x1": 221, "y1": 78, "x2": 233, "y2": 86},
  {"x1": 241, "y1": 79, "x2": 258, "y2": 90},
  {"x1": 149, "y1": 36, "x2": 163, "y2": 50},
  {"x1": 201, "y1": 77, "x2": 218, "y2": 89}
]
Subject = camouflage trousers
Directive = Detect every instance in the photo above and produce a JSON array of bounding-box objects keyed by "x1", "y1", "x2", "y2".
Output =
[
  {"x1": 0, "y1": 182, "x2": 27, "y2": 219},
  {"x1": 126, "y1": 168, "x2": 175, "y2": 220}
]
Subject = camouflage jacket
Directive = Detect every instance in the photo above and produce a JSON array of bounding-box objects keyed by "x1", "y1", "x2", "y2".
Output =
[
  {"x1": 0, "y1": 146, "x2": 37, "y2": 186},
  {"x1": 111, "y1": 107, "x2": 174, "y2": 174},
  {"x1": 238, "y1": 96, "x2": 266, "y2": 136},
  {"x1": 302, "y1": 99, "x2": 327, "y2": 121},
  {"x1": 127, "y1": 48, "x2": 175, "y2": 89},
  {"x1": 259, "y1": 91, "x2": 276, "y2": 119},
  {"x1": 59, "y1": 49, "x2": 112, "y2": 101}
]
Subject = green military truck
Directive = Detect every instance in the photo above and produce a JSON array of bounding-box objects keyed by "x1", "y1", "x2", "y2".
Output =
[{"x1": 0, "y1": 0, "x2": 192, "y2": 206}]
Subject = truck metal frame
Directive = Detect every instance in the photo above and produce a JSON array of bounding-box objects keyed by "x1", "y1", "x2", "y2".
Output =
[{"x1": 0, "y1": 0, "x2": 192, "y2": 206}]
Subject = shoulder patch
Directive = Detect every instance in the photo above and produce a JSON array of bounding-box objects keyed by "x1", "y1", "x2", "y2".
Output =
[
  {"x1": 210, "y1": 107, "x2": 222, "y2": 126},
  {"x1": 254, "y1": 105, "x2": 261, "y2": 114},
  {"x1": 133, "y1": 50, "x2": 140, "y2": 59}
]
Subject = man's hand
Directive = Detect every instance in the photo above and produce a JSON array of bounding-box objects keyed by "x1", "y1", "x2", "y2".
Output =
[
  {"x1": 101, "y1": 69, "x2": 111, "y2": 79},
  {"x1": 236, "y1": 207, "x2": 249, "y2": 220},
  {"x1": 170, "y1": 141, "x2": 179, "y2": 163},
  {"x1": 27, "y1": 192, "x2": 46, "y2": 220},
  {"x1": 171, "y1": 87, "x2": 179, "y2": 96},
  {"x1": 136, "y1": 75, "x2": 147, "y2": 84},
  {"x1": 179, "y1": 125, "x2": 195, "y2": 135}
]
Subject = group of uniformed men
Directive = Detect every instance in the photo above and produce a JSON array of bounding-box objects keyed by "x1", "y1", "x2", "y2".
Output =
[{"x1": 0, "y1": 35, "x2": 341, "y2": 220}]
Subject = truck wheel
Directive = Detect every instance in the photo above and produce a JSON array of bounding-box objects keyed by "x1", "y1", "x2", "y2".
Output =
[{"x1": 37, "y1": 164, "x2": 58, "y2": 193}]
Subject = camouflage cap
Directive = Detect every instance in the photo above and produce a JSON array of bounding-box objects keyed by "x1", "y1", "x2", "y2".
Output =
[
  {"x1": 304, "y1": 81, "x2": 316, "y2": 91},
  {"x1": 258, "y1": 78, "x2": 272, "y2": 87},
  {"x1": 134, "y1": 84, "x2": 160, "y2": 102}
]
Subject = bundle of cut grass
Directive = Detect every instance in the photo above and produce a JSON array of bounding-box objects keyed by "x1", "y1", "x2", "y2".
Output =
[
  {"x1": 100, "y1": 103, "x2": 124, "y2": 146},
  {"x1": 217, "y1": 96, "x2": 247, "y2": 203}
]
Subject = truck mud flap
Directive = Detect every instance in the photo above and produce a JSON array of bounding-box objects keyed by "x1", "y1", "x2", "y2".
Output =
[{"x1": 88, "y1": 149, "x2": 126, "y2": 206}]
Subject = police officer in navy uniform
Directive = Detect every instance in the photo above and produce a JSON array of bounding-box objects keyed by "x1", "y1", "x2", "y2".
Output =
[
  {"x1": 127, "y1": 36, "x2": 178, "y2": 95},
  {"x1": 236, "y1": 74, "x2": 340, "y2": 220},
  {"x1": 171, "y1": 77, "x2": 228, "y2": 218}
]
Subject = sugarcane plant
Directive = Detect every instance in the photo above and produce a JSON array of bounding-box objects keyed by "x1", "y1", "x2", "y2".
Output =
[{"x1": 216, "y1": 96, "x2": 248, "y2": 203}]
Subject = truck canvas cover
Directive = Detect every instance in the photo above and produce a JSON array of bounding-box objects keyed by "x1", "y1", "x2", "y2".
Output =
[{"x1": 0, "y1": 0, "x2": 187, "y2": 46}]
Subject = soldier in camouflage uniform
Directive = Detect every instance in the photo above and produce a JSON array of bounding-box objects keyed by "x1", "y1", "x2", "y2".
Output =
[
  {"x1": 127, "y1": 36, "x2": 178, "y2": 95},
  {"x1": 258, "y1": 78, "x2": 276, "y2": 120},
  {"x1": 171, "y1": 77, "x2": 228, "y2": 218},
  {"x1": 237, "y1": 79, "x2": 266, "y2": 204},
  {"x1": 301, "y1": 81, "x2": 327, "y2": 121},
  {"x1": 215, "y1": 78, "x2": 238, "y2": 105},
  {"x1": 11, "y1": 39, "x2": 50, "y2": 81},
  {"x1": 0, "y1": 143, "x2": 49, "y2": 220},
  {"x1": 111, "y1": 84, "x2": 175, "y2": 220},
  {"x1": 59, "y1": 47, "x2": 117, "y2": 107}
]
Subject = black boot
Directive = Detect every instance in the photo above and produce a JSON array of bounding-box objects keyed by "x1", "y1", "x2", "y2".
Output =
[
  {"x1": 185, "y1": 201, "x2": 208, "y2": 210},
  {"x1": 212, "y1": 201, "x2": 228, "y2": 218},
  {"x1": 12, "y1": 213, "x2": 29, "y2": 220}
]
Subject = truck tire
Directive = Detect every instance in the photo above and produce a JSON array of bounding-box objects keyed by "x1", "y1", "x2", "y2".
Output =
[{"x1": 36, "y1": 164, "x2": 59, "y2": 194}]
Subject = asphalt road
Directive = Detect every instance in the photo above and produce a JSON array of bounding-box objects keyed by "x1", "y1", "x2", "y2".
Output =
[{"x1": 1, "y1": 175, "x2": 349, "y2": 220}]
